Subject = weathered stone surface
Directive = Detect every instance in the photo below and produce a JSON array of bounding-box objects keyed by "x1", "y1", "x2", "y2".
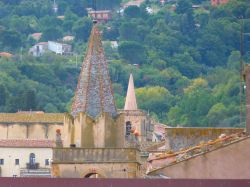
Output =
[{"x1": 71, "y1": 24, "x2": 117, "y2": 118}]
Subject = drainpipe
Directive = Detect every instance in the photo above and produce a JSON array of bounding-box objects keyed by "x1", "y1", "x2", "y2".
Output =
[{"x1": 244, "y1": 65, "x2": 250, "y2": 134}]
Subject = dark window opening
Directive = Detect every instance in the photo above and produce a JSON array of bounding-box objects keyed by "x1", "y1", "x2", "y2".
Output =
[
  {"x1": 29, "y1": 153, "x2": 35, "y2": 165},
  {"x1": 126, "y1": 121, "x2": 132, "y2": 136},
  {"x1": 45, "y1": 159, "x2": 49, "y2": 166},
  {"x1": 15, "y1": 159, "x2": 19, "y2": 165},
  {"x1": 0, "y1": 159, "x2": 4, "y2": 165}
]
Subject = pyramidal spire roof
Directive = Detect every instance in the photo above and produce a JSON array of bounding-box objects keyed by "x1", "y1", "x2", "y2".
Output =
[
  {"x1": 71, "y1": 23, "x2": 117, "y2": 118},
  {"x1": 124, "y1": 73, "x2": 138, "y2": 110}
]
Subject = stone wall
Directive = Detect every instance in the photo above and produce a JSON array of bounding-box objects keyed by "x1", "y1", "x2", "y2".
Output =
[
  {"x1": 120, "y1": 110, "x2": 153, "y2": 143},
  {"x1": 52, "y1": 147, "x2": 140, "y2": 178},
  {"x1": 165, "y1": 127, "x2": 244, "y2": 151},
  {"x1": 64, "y1": 112, "x2": 125, "y2": 148},
  {"x1": 0, "y1": 113, "x2": 64, "y2": 140},
  {"x1": 0, "y1": 123, "x2": 63, "y2": 140}
]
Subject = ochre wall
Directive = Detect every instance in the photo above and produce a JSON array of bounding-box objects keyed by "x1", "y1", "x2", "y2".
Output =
[
  {"x1": 62, "y1": 114, "x2": 74, "y2": 147},
  {"x1": 0, "y1": 123, "x2": 63, "y2": 140},
  {"x1": 0, "y1": 125, "x2": 8, "y2": 139},
  {"x1": 66, "y1": 112, "x2": 125, "y2": 148},
  {"x1": 165, "y1": 127, "x2": 244, "y2": 151},
  {"x1": 28, "y1": 124, "x2": 46, "y2": 139},
  {"x1": 52, "y1": 162, "x2": 139, "y2": 178},
  {"x1": 6, "y1": 124, "x2": 27, "y2": 139},
  {"x1": 52, "y1": 147, "x2": 140, "y2": 178},
  {"x1": 122, "y1": 110, "x2": 149, "y2": 142},
  {"x1": 150, "y1": 137, "x2": 250, "y2": 179}
]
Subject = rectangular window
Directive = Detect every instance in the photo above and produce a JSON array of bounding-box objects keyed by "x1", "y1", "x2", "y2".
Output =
[
  {"x1": 15, "y1": 159, "x2": 19, "y2": 165},
  {"x1": 0, "y1": 159, "x2": 4, "y2": 165},
  {"x1": 45, "y1": 159, "x2": 49, "y2": 166}
]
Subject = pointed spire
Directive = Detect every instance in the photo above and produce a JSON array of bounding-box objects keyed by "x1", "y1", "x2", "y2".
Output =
[
  {"x1": 71, "y1": 23, "x2": 117, "y2": 118},
  {"x1": 124, "y1": 73, "x2": 138, "y2": 110}
]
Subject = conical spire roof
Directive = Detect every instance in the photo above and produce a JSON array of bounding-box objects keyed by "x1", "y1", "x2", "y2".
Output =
[
  {"x1": 124, "y1": 73, "x2": 138, "y2": 110},
  {"x1": 71, "y1": 24, "x2": 117, "y2": 118}
]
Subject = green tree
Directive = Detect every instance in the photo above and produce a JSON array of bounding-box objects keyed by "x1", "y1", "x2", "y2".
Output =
[
  {"x1": 207, "y1": 103, "x2": 227, "y2": 126},
  {"x1": 136, "y1": 86, "x2": 174, "y2": 118},
  {"x1": 119, "y1": 22, "x2": 139, "y2": 41},
  {"x1": 118, "y1": 41, "x2": 147, "y2": 65},
  {"x1": 0, "y1": 29, "x2": 22, "y2": 50},
  {"x1": 124, "y1": 6, "x2": 141, "y2": 18},
  {"x1": 42, "y1": 27, "x2": 63, "y2": 41},
  {"x1": 0, "y1": 84, "x2": 7, "y2": 106},
  {"x1": 73, "y1": 17, "x2": 92, "y2": 42}
]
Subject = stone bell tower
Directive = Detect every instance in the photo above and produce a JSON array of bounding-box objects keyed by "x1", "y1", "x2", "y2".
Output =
[
  {"x1": 53, "y1": 23, "x2": 140, "y2": 179},
  {"x1": 63, "y1": 23, "x2": 124, "y2": 148},
  {"x1": 122, "y1": 73, "x2": 153, "y2": 143}
]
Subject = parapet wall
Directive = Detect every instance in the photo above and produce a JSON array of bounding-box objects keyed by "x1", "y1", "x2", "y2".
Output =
[
  {"x1": 165, "y1": 127, "x2": 244, "y2": 151},
  {"x1": 53, "y1": 147, "x2": 140, "y2": 163}
]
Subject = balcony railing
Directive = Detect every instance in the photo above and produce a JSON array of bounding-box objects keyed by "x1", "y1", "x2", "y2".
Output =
[{"x1": 26, "y1": 163, "x2": 39, "y2": 169}]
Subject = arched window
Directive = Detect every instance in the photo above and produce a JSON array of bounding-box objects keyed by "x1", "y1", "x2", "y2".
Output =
[
  {"x1": 29, "y1": 153, "x2": 36, "y2": 165},
  {"x1": 126, "y1": 121, "x2": 132, "y2": 136}
]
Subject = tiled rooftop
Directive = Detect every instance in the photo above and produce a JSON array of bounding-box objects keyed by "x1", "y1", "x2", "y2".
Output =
[
  {"x1": 0, "y1": 113, "x2": 64, "y2": 124},
  {"x1": 0, "y1": 139, "x2": 54, "y2": 148},
  {"x1": 71, "y1": 24, "x2": 117, "y2": 118},
  {"x1": 147, "y1": 131, "x2": 250, "y2": 173},
  {"x1": 0, "y1": 52, "x2": 13, "y2": 57}
]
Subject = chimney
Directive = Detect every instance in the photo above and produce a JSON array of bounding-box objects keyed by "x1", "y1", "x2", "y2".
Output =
[{"x1": 244, "y1": 65, "x2": 250, "y2": 133}]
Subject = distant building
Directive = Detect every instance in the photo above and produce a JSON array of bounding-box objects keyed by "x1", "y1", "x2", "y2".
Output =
[
  {"x1": 48, "y1": 41, "x2": 72, "y2": 55},
  {"x1": 152, "y1": 123, "x2": 166, "y2": 142},
  {"x1": 123, "y1": 0, "x2": 145, "y2": 8},
  {"x1": 0, "y1": 139, "x2": 54, "y2": 177},
  {"x1": 0, "y1": 52, "x2": 13, "y2": 58},
  {"x1": 88, "y1": 10, "x2": 112, "y2": 22},
  {"x1": 62, "y1": 35, "x2": 75, "y2": 42},
  {"x1": 0, "y1": 113, "x2": 64, "y2": 140},
  {"x1": 29, "y1": 41, "x2": 72, "y2": 56},
  {"x1": 57, "y1": 15, "x2": 65, "y2": 20},
  {"x1": 102, "y1": 41, "x2": 118, "y2": 49},
  {"x1": 29, "y1": 42, "x2": 48, "y2": 57},
  {"x1": 211, "y1": 0, "x2": 229, "y2": 6},
  {"x1": 30, "y1": 33, "x2": 42, "y2": 41}
]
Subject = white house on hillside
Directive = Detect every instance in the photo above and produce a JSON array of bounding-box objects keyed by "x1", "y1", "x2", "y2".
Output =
[{"x1": 48, "y1": 41, "x2": 72, "y2": 55}]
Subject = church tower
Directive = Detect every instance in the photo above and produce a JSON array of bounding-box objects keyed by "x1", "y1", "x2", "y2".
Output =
[
  {"x1": 123, "y1": 74, "x2": 153, "y2": 143},
  {"x1": 63, "y1": 23, "x2": 124, "y2": 148},
  {"x1": 124, "y1": 74, "x2": 138, "y2": 111},
  {"x1": 53, "y1": 22, "x2": 140, "y2": 179}
]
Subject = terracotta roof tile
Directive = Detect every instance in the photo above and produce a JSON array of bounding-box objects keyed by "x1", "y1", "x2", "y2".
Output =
[
  {"x1": 0, "y1": 52, "x2": 13, "y2": 57},
  {"x1": 147, "y1": 132, "x2": 249, "y2": 172},
  {"x1": 0, "y1": 139, "x2": 54, "y2": 148}
]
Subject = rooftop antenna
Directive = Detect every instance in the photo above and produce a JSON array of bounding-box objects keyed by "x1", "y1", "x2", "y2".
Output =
[
  {"x1": 53, "y1": 0, "x2": 58, "y2": 14},
  {"x1": 93, "y1": 0, "x2": 97, "y2": 24},
  {"x1": 240, "y1": 16, "x2": 244, "y2": 127}
]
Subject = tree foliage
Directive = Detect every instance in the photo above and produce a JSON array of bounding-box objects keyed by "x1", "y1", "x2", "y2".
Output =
[{"x1": 0, "y1": 0, "x2": 249, "y2": 127}]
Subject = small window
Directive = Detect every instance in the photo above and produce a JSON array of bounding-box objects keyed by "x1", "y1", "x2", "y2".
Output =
[
  {"x1": 0, "y1": 159, "x2": 4, "y2": 165},
  {"x1": 126, "y1": 121, "x2": 132, "y2": 136},
  {"x1": 15, "y1": 159, "x2": 19, "y2": 165},
  {"x1": 45, "y1": 159, "x2": 49, "y2": 166}
]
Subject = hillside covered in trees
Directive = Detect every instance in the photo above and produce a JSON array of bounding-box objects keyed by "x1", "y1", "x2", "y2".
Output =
[{"x1": 0, "y1": 0, "x2": 250, "y2": 127}]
